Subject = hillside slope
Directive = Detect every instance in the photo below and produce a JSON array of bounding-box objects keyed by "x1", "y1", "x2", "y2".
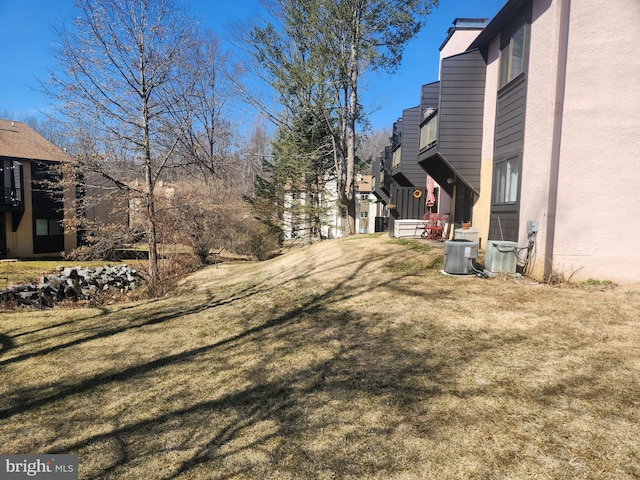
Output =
[{"x1": 1, "y1": 235, "x2": 639, "y2": 479}]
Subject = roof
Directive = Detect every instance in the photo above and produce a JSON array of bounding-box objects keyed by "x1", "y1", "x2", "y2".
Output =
[
  {"x1": 468, "y1": 0, "x2": 529, "y2": 50},
  {"x1": 0, "y1": 119, "x2": 69, "y2": 162},
  {"x1": 356, "y1": 175, "x2": 373, "y2": 193}
]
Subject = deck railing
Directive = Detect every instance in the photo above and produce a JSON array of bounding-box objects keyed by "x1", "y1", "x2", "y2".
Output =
[
  {"x1": 391, "y1": 146, "x2": 401, "y2": 170},
  {"x1": 420, "y1": 111, "x2": 438, "y2": 151},
  {"x1": 0, "y1": 188, "x2": 22, "y2": 207}
]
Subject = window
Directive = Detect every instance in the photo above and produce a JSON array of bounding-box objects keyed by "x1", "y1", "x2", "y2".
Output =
[
  {"x1": 360, "y1": 211, "x2": 368, "y2": 218},
  {"x1": 35, "y1": 218, "x2": 63, "y2": 237},
  {"x1": 494, "y1": 157, "x2": 519, "y2": 204},
  {"x1": 499, "y1": 24, "x2": 526, "y2": 88}
]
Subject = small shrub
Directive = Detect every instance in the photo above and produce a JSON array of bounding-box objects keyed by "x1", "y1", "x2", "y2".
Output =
[
  {"x1": 67, "y1": 222, "x2": 139, "y2": 261},
  {"x1": 232, "y1": 219, "x2": 282, "y2": 261}
]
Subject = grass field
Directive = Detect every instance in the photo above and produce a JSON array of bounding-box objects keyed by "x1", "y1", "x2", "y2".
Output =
[{"x1": 1, "y1": 235, "x2": 639, "y2": 479}]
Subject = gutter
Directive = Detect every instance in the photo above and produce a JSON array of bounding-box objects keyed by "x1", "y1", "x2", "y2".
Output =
[{"x1": 544, "y1": 0, "x2": 571, "y2": 281}]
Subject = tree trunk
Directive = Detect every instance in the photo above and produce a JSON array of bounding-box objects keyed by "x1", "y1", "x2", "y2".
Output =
[
  {"x1": 142, "y1": 96, "x2": 160, "y2": 295},
  {"x1": 146, "y1": 181, "x2": 160, "y2": 295},
  {"x1": 343, "y1": 27, "x2": 359, "y2": 236}
]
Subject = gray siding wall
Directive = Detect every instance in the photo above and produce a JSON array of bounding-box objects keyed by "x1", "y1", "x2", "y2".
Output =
[
  {"x1": 371, "y1": 151, "x2": 390, "y2": 203},
  {"x1": 437, "y1": 49, "x2": 486, "y2": 193},
  {"x1": 488, "y1": 3, "x2": 531, "y2": 242},
  {"x1": 489, "y1": 211, "x2": 519, "y2": 242},
  {"x1": 396, "y1": 105, "x2": 423, "y2": 187},
  {"x1": 494, "y1": 74, "x2": 526, "y2": 157},
  {"x1": 389, "y1": 182, "x2": 428, "y2": 221},
  {"x1": 489, "y1": 75, "x2": 526, "y2": 241},
  {"x1": 420, "y1": 82, "x2": 440, "y2": 115}
]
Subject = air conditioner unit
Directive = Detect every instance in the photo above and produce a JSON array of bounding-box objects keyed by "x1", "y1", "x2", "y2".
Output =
[
  {"x1": 485, "y1": 240, "x2": 517, "y2": 273},
  {"x1": 443, "y1": 240, "x2": 478, "y2": 275}
]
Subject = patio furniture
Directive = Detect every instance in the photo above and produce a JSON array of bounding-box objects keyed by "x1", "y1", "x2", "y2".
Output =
[{"x1": 421, "y1": 212, "x2": 449, "y2": 241}]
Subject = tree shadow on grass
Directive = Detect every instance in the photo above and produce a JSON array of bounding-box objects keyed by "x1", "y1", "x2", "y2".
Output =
[
  {"x1": 0, "y1": 252, "x2": 522, "y2": 479},
  {"x1": 0, "y1": 255, "x2": 390, "y2": 414},
  {"x1": 0, "y1": 254, "x2": 386, "y2": 370},
  {"x1": 0, "y1": 333, "x2": 14, "y2": 354},
  {"x1": 57, "y1": 304, "x2": 517, "y2": 480}
]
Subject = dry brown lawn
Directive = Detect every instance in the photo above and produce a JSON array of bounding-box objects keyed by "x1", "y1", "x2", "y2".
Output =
[{"x1": 1, "y1": 234, "x2": 639, "y2": 479}]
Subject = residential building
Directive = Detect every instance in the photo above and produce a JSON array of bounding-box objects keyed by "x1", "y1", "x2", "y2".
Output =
[
  {"x1": 355, "y1": 175, "x2": 376, "y2": 234},
  {"x1": 375, "y1": 84, "x2": 454, "y2": 238},
  {"x1": 283, "y1": 178, "x2": 343, "y2": 240},
  {"x1": 371, "y1": 146, "x2": 391, "y2": 233},
  {"x1": 283, "y1": 174, "x2": 377, "y2": 240},
  {"x1": 399, "y1": 0, "x2": 640, "y2": 282},
  {"x1": 0, "y1": 119, "x2": 77, "y2": 258},
  {"x1": 418, "y1": 19, "x2": 487, "y2": 229}
]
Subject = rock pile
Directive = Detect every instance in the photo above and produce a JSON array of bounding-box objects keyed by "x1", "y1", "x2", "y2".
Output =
[{"x1": 0, "y1": 264, "x2": 143, "y2": 309}]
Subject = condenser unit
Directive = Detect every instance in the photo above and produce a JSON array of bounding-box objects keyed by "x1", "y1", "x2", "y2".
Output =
[
  {"x1": 485, "y1": 240, "x2": 517, "y2": 274},
  {"x1": 443, "y1": 240, "x2": 478, "y2": 275}
]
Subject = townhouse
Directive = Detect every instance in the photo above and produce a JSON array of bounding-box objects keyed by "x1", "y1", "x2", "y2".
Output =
[
  {"x1": 377, "y1": 0, "x2": 640, "y2": 283},
  {"x1": 0, "y1": 119, "x2": 77, "y2": 258}
]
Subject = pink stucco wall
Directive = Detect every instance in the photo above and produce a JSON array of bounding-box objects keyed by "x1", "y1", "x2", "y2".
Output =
[
  {"x1": 554, "y1": 0, "x2": 640, "y2": 282},
  {"x1": 521, "y1": 0, "x2": 640, "y2": 282},
  {"x1": 519, "y1": 0, "x2": 558, "y2": 279},
  {"x1": 476, "y1": 0, "x2": 640, "y2": 282}
]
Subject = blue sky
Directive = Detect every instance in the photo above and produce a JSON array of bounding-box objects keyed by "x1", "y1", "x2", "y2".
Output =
[{"x1": 0, "y1": 0, "x2": 506, "y2": 132}]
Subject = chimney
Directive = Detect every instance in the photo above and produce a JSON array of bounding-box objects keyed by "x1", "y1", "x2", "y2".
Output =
[{"x1": 439, "y1": 18, "x2": 488, "y2": 79}]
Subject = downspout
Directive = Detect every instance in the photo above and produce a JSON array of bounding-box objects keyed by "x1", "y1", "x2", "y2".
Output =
[{"x1": 543, "y1": 0, "x2": 571, "y2": 281}]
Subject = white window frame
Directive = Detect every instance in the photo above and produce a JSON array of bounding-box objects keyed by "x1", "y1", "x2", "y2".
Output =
[{"x1": 494, "y1": 156, "x2": 519, "y2": 204}]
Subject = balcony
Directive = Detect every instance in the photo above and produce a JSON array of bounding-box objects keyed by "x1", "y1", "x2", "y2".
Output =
[
  {"x1": 1, "y1": 160, "x2": 24, "y2": 212},
  {"x1": 389, "y1": 106, "x2": 423, "y2": 187},
  {"x1": 0, "y1": 187, "x2": 23, "y2": 211},
  {"x1": 391, "y1": 145, "x2": 401, "y2": 170},
  {"x1": 417, "y1": 49, "x2": 486, "y2": 197},
  {"x1": 419, "y1": 110, "x2": 438, "y2": 152}
]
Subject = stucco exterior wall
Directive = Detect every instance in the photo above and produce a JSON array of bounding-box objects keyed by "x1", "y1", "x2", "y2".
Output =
[
  {"x1": 553, "y1": 0, "x2": 640, "y2": 282},
  {"x1": 8, "y1": 161, "x2": 34, "y2": 257},
  {"x1": 518, "y1": 0, "x2": 557, "y2": 279},
  {"x1": 520, "y1": 0, "x2": 640, "y2": 282}
]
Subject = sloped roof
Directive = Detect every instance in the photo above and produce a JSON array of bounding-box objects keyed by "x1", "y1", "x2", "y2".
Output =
[
  {"x1": 0, "y1": 119, "x2": 69, "y2": 162},
  {"x1": 356, "y1": 174, "x2": 373, "y2": 193},
  {"x1": 468, "y1": 0, "x2": 529, "y2": 50}
]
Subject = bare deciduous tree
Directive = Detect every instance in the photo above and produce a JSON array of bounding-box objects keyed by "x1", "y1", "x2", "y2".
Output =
[
  {"x1": 169, "y1": 31, "x2": 239, "y2": 183},
  {"x1": 46, "y1": 0, "x2": 198, "y2": 295}
]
